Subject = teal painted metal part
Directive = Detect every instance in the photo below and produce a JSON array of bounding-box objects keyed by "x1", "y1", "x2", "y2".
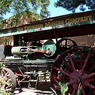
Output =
[{"x1": 43, "y1": 40, "x2": 56, "y2": 57}]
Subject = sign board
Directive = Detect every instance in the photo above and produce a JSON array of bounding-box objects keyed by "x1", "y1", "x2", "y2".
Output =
[{"x1": 0, "y1": 11, "x2": 95, "y2": 37}]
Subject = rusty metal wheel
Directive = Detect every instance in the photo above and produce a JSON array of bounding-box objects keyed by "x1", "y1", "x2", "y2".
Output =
[
  {"x1": 0, "y1": 67, "x2": 16, "y2": 93},
  {"x1": 51, "y1": 48, "x2": 95, "y2": 95}
]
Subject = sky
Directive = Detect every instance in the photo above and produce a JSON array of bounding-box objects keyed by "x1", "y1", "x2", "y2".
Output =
[
  {"x1": 48, "y1": 0, "x2": 90, "y2": 17},
  {"x1": 3, "y1": 0, "x2": 89, "y2": 19},
  {"x1": 48, "y1": 0, "x2": 72, "y2": 17}
]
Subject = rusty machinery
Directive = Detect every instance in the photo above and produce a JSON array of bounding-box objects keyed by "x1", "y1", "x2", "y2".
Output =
[{"x1": 0, "y1": 11, "x2": 95, "y2": 95}]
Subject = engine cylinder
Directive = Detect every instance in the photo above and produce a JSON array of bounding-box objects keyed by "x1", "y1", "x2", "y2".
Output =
[{"x1": 11, "y1": 47, "x2": 28, "y2": 55}]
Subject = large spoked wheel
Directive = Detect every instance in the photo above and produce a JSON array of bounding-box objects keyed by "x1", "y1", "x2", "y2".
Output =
[
  {"x1": 0, "y1": 67, "x2": 16, "y2": 93},
  {"x1": 51, "y1": 48, "x2": 95, "y2": 95}
]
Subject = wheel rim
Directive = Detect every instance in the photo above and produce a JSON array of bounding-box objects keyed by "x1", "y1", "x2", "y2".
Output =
[
  {"x1": 0, "y1": 67, "x2": 16, "y2": 93},
  {"x1": 56, "y1": 38, "x2": 77, "y2": 50},
  {"x1": 51, "y1": 48, "x2": 95, "y2": 95}
]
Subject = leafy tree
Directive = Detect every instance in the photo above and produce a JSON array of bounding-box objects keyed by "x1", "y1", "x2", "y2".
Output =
[
  {"x1": 0, "y1": 37, "x2": 9, "y2": 45},
  {"x1": 55, "y1": 0, "x2": 95, "y2": 12},
  {"x1": 0, "y1": 0, "x2": 50, "y2": 21}
]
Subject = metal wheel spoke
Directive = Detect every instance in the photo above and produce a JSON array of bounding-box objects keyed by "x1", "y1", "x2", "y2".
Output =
[
  {"x1": 81, "y1": 87, "x2": 85, "y2": 95},
  {"x1": 56, "y1": 76, "x2": 70, "y2": 80},
  {"x1": 54, "y1": 79, "x2": 60, "y2": 90},
  {"x1": 73, "y1": 59, "x2": 81, "y2": 69},
  {"x1": 89, "y1": 87, "x2": 95, "y2": 94},
  {"x1": 89, "y1": 65, "x2": 95, "y2": 72},
  {"x1": 83, "y1": 73, "x2": 95, "y2": 80},
  {"x1": 66, "y1": 87, "x2": 73, "y2": 94},
  {"x1": 72, "y1": 84, "x2": 78, "y2": 95},
  {"x1": 82, "y1": 51, "x2": 91, "y2": 72},
  {"x1": 68, "y1": 52, "x2": 76, "y2": 71},
  {"x1": 80, "y1": 50, "x2": 83, "y2": 68},
  {"x1": 91, "y1": 79, "x2": 95, "y2": 81},
  {"x1": 72, "y1": 88, "x2": 76, "y2": 95},
  {"x1": 86, "y1": 83, "x2": 95, "y2": 89},
  {"x1": 4, "y1": 72, "x2": 9, "y2": 77},
  {"x1": 54, "y1": 78, "x2": 61, "y2": 89},
  {"x1": 69, "y1": 80, "x2": 75, "y2": 85},
  {"x1": 54, "y1": 78, "x2": 59, "y2": 85},
  {"x1": 54, "y1": 67, "x2": 71, "y2": 77},
  {"x1": 63, "y1": 59, "x2": 73, "y2": 70}
]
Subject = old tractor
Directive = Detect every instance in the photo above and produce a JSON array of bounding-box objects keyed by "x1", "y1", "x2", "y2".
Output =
[
  {"x1": 0, "y1": 38, "x2": 95, "y2": 95},
  {"x1": 0, "y1": 11, "x2": 95, "y2": 95}
]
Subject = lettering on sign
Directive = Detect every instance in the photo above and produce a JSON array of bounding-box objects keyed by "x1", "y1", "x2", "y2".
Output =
[
  {"x1": 13, "y1": 15, "x2": 93, "y2": 33},
  {"x1": 24, "y1": 24, "x2": 43, "y2": 31},
  {"x1": 65, "y1": 15, "x2": 92, "y2": 25},
  {"x1": 45, "y1": 20, "x2": 64, "y2": 27},
  {"x1": 17, "y1": 27, "x2": 23, "y2": 32}
]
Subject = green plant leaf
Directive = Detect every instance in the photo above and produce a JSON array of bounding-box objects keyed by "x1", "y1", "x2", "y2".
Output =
[
  {"x1": 77, "y1": 83, "x2": 81, "y2": 95},
  {"x1": 59, "y1": 82, "x2": 69, "y2": 95}
]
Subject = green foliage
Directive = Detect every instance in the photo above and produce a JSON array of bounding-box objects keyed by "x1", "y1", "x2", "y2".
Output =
[
  {"x1": 77, "y1": 83, "x2": 81, "y2": 95},
  {"x1": 55, "y1": 0, "x2": 95, "y2": 12},
  {"x1": 0, "y1": 37, "x2": 9, "y2": 45},
  {"x1": 0, "y1": 0, "x2": 50, "y2": 22},
  {"x1": 0, "y1": 63, "x2": 3, "y2": 68},
  {"x1": 58, "y1": 82, "x2": 82, "y2": 95},
  {"x1": 0, "y1": 77, "x2": 12, "y2": 95},
  {"x1": 59, "y1": 82, "x2": 68, "y2": 95}
]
